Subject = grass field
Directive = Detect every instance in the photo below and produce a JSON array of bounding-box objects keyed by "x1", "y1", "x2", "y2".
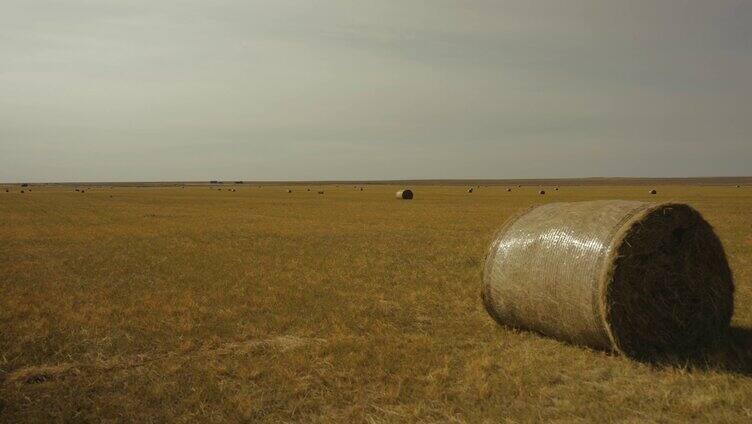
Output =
[{"x1": 1, "y1": 184, "x2": 751, "y2": 422}]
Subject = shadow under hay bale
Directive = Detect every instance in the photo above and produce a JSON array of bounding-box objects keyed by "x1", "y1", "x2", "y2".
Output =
[
  {"x1": 482, "y1": 200, "x2": 734, "y2": 360},
  {"x1": 648, "y1": 326, "x2": 752, "y2": 375},
  {"x1": 396, "y1": 189, "x2": 413, "y2": 200}
]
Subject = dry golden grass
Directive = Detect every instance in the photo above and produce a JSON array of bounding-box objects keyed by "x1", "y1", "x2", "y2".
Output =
[{"x1": 1, "y1": 184, "x2": 751, "y2": 422}]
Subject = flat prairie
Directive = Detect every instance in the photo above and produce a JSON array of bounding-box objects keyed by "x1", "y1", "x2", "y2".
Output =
[{"x1": 1, "y1": 184, "x2": 751, "y2": 422}]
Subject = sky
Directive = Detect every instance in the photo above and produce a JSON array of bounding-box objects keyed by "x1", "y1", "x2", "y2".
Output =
[{"x1": 1, "y1": 0, "x2": 751, "y2": 182}]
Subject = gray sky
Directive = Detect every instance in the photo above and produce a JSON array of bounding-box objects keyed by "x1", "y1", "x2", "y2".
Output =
[{"x1": 1, "y1": 0, "x2": 751, "y2": 182}]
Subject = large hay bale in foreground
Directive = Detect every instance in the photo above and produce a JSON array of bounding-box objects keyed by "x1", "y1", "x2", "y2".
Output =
[
  {"x1": 396, "y1": 189, "x2": 413, "y2": 200},
  {"x1": 482, "y1": 200, "x2": 733, "y2": 358}
]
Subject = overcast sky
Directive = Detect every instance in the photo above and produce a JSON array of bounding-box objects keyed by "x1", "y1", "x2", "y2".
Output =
[{"x1": 1, "y1": 1, "x2": 751, "y2": 182}]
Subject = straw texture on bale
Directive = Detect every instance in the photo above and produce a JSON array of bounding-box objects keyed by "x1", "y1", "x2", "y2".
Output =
[
  {"x1": 482, "y1": 200, "x2": 734, "y2": 359},
  {"x1": 396, "y1": 189, "x2": 413, "y2": 200}
]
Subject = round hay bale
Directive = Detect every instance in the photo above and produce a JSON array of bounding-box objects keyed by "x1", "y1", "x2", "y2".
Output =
[
  {"x1": 287, "y1": 189, "x2": 292, "y2": 193},
  {"x1": 318, "y1": 191, "x2": 324, "y2": 195},
  {"x1": 649, "y1": 189, "x2": 657, "y2": 194},
  {"x1": 360, "y1": 188, "x2": 363, "y2": 191},
  {"x1": 735, "y1": 185, "x2": 740, "y2": 188},
  {"x1": 396, "y1": 189, "x2": 413, "y2": 200},
  {"x1": 539, "y1": 190, "x2": 545, "y2": 195},
  {"x1": 468, "y1": 188, "x2": 474, "y2": 193},
  {"x1": 482, "y1": 200, "x2": 734, "y2": 359},
  {"x1": 554, "y1": 187, "x2": 559, "y2": 191},
  {"x1": 20, "y1": 190, "x2": 24, "y2": 194},
  {"x1": 506, "y1": 188, "x2": 512, "y2": 192}
]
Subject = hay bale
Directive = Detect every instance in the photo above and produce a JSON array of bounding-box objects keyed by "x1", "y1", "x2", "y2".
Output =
[
  {"x1": 649, "y1": 189, "x2": 657, "y2": 194},
  {"x1": 506, "y1": 188, "x2": 512, "y2": 192},
  {"x1": 396, "y1": 189, "x2": 413, "y2": 200},
  {"x1": 360, "y1": 188, "x2": 363, "y2": 191},
  {"x1": 287, "y1": 189, "x2": 292, "y2": 193},
  {"x1": 20, "y1": 190, "x2": 24, "y2": 194},
  {"x1": 468, "y1": 188, "x2": 474, "y2": 193},
  {"x1": 554, "y1": 187, "x2": 559, "y2": 191},
  {"x1": 539, "y1": 190, "x2": 545, "y2": 195},
  {"x1": 482, "y1": 200, "x2": 734, "y2": 358},
  {"x1": 318, "y1": 191, "x2": 324, "y2": 195}
]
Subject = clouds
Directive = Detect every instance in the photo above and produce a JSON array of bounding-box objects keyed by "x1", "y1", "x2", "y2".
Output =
[{"x1": 1, "y1": 1, "x2": 750, "y2": 181}]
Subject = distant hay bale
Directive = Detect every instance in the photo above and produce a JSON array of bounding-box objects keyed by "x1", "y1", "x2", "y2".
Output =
[
  {"x1": 554, "y1": 187, "x2": 559, "y2": 191},
  {"x1": 735, "y1": 185, "x2": 740, "y2": 188},
  {"x1": 318, "y1": 191, "x2": 324, "y2": 195},
  {"x1": 307, "y1": 188, "x2": 311, "y2": 192},
  {"x1": 396, "y1": 189, "x2": 413, "y2": 200},
  {"x1": 506, "y1": 188, "x2": 512, "y2": 192},
  {"x1": 649, "y1": 189, "x2": 657, "y2": 194},
  {"x1": 482, "y1": 200, "x2": 734, "y2": 358},
  {"x1": 287, "y1": 189, "x2": 292, "y2": 193},
  {"x1": 360, "y1": 187, "x2": 363, "y2": 191},
  {"x1": 468, "y1": 188, "x2": 474, "y2": 193},
  {"x1": 20, "y1": 190, "x2": 24, "y2": 194},
  {"x1": 539, "y1": 190, "x2": 545, "y2": 195}
]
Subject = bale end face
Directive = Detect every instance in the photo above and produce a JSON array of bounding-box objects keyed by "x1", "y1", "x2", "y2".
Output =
[{"x1": 603, "y1": 203, "x2": 733, "y2": 358}]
